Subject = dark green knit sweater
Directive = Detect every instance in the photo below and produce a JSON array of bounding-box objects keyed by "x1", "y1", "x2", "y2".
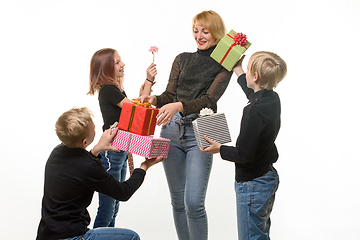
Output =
[{"x1": 156, "y1": 45, "x2": 233, "y2": 116}]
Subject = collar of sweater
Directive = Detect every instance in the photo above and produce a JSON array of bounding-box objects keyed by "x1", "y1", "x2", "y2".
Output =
[{"x1": 196, "y1": 45, "x2": 216, "y2": 56}]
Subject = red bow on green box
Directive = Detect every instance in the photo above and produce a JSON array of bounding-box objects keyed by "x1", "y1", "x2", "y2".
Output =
[{"x1": 210, "y1": 29, "x2": 251, "y2": 71}]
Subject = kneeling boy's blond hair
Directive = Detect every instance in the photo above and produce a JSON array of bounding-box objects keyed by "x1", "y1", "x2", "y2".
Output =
[{"x1": 55, "y1": 107, "x2": 93, "y2": 148}]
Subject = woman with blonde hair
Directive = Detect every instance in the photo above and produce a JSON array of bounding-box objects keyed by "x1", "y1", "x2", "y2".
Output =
[{"x1": 139, "y1": 10, "x2": 232, "y2": 240}]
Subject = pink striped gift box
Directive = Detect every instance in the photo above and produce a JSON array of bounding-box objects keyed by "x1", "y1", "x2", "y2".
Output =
[
  {"x1": 111, "y1": 129, "x2": 170, "y2": 158},
  {"x1": 111, "y1": 129, "x2": 132, "y2": 152}
]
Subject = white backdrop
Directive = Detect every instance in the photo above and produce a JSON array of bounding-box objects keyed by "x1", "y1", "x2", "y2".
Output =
[{"x1": 1, "y1": 0, "x2": 359, "y2": 239}]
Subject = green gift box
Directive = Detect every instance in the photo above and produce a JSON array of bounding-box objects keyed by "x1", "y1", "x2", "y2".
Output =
[{"x1": 210, "y1": 29, "x2": 251, "y2": 71}]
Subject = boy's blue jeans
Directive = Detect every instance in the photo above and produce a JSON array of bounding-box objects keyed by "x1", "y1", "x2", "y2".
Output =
[
  {"x1": 235, "y1": 166, "x2": 279, "y2": 240},
  {"x1": 93, "y1": 150, "x2": 128, "y2": 228},
  {"x1": 160, "y1": 113, "x2": 213, "y2": 240},
  {"x1": 63, "y1": 227, "x2": 139, "y2": 240}
]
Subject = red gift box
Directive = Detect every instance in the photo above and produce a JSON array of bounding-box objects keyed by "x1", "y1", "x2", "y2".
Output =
[
  {"x1": 111, "y1": 129, "x2": 171, "y2": 158},
  {"x1": 118, "y1": 100, "x2": 159, "y2": 136}
]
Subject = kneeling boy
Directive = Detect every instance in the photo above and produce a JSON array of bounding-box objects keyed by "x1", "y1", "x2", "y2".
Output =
[{"x1": 36, "y1": 107, "x2": 163, "y2": 240}]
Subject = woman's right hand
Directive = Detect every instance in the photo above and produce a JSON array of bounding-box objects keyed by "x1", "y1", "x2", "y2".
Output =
[
  {"x1": 137, "y1": 95, "x2": 157, "y2": 106},
  {"x1": 156, "y1": 102, "x2": 183, "y2": 126}
]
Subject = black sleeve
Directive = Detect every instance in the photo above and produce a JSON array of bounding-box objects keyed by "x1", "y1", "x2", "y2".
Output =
[
  {"x1": 156, "y1": 54, "x2": 181, "y2": 108},
  {"x1": 219, "y1": 105, "x2": 265, "y2": 164},
  {"x1": 181, "y1": 67, "x2": 232, "y2": 115},
  {"x1": 83, "y1": 162, "x2": 146, "y2": 201},
  {"x1": 237, "y1": 73, "x2": 254, "y2": 100},
  {"x1": 99, "y1": 85, "x2": 126, "y2": 106}
]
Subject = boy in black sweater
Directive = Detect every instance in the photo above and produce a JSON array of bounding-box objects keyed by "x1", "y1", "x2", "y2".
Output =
[
  {"x1": 201, "y1": 51, "x2": 287, "y2": 240},
  {"x1": 36, "y1": 107, "x2": 163, "y2": 240}
]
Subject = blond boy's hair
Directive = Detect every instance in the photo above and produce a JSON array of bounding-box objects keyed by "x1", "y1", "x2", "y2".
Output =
[
  {"x1": 248, "y1": 51, "x2": 287, "y2": 90},
  {"x1": 192, "y1": 10, "x2": 227, "y2": 44},
  {"x1": 55, "y1": 107, "x2": 93, "y2": 148}
]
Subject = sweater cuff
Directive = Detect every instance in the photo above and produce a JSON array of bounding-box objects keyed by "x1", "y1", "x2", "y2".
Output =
[
  {"x1": 89, "y1": 150, "x2": 101, "y2": 160},
  {"x1": 180, "y1": 101, "x2": 189, "y2": 116},
  {"x1": 237, "y1": 73, "x2": 246, "y2": 85},
  {"x1": 219, "y1": 145, "x2": 229, "y2": 161},
  {"x1": 219, "y1": 145, "x2": 224, "y2": 159},
  {"x1": 132, "y1": 168, "x2": 146, "y2": 177}
]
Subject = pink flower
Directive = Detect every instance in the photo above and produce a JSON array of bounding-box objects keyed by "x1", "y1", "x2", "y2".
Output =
[
  {"x1": 149, "y1": 46, "x2": 159, "y2": 53},
  {"x1": 149, "y1": 46, "x2": 159, "y2": 63}
]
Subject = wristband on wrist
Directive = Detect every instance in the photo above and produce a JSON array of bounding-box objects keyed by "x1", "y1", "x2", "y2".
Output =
[{"x1": 146, "y1": 78, "x2": 154, "y2": 84}]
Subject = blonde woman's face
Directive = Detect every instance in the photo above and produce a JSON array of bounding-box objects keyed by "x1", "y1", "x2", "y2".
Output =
[
  {"x1": 193, "y1": 24, "x2": 216, "y2": 50},
  {"x1": 114, "y1": 51, "x2": 125, "y2": 80}
]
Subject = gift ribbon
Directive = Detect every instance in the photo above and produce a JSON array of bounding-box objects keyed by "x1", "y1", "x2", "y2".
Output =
[
  {"x1": 219, "y1": 32, "x2": 248, "y2": 65},
  {"x1": 127, "y1": 152, "x2": 134, "y2": 175},
  {"x1": 125, "y1": 134, "x2": 133, "y2": 151},
  {"x1": 127, "y1": 99, "x2": 155, "y2": 135},
  {"x1": 131, "y1": 99, "x2": 151, "y2": 108},
  {"x1": 156, "y1": 138, "x2": 163, "y2": 156},
  {"x1": 147, "y1": 110, "x2": 154, "y2": 135},
  {"x1": 127, "y1": 104, "x2": 137, "y2": 132}
]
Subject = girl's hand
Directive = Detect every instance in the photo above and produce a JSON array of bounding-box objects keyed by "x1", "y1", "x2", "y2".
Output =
[
  {"x1": 233, "y1": 55, "x2": 246, "y2": 77},
  {"x1": 139, "y1": 81, "x2": 156, "y2": 96},
  {"x1": 156, "y1": 102, "x2": 183, "y2": 126},
  {"x1": 146, "y1": 63, "x2": 157, "y2": 82},
  {"x1": 200, "y1": 136, "x2": 221, "y2": 154}
]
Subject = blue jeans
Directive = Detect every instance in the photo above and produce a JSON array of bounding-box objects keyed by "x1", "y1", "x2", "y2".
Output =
[
  {"x1": 93, "y1": 150, "x2": 128, "y2": 228},
  {"x1": 63, "y1": 227, "x2": 140, "y2": 240},
  {"x1": 235, "y1": 166, "x2": 279, "y2": 240},
  {"x1": 160, "y1": 113, "x2": 213, "y2": 240}
]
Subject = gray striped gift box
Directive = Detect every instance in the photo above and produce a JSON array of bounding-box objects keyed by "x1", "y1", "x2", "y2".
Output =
[{"x1": 192, "y1": 113, "x2": 231, "y2": 149}]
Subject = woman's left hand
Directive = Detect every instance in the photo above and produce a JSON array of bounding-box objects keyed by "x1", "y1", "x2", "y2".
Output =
[{"x1": 156, "y1": 102, "x2": 183, "y2": 126}]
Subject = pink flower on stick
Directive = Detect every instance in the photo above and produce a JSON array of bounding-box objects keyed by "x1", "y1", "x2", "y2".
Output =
[{"x1": 149, "y1": 46, "x2": 159, "y2": 63}]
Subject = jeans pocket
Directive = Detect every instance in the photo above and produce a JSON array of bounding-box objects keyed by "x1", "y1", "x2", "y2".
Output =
[{"x1": 250, "y1": 172, "x2": 278, "y2": 218}]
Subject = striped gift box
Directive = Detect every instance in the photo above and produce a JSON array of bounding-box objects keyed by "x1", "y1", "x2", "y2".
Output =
[
  {"x1": 129, "y1": 134, "x2": 170, "y2": 158},
  {"x1": 111, "y1": 130, "x2": 132, "y2": 152},
  {"x1": 111, "y1": 129, "x2": 170, "y2": 158},
  {"x1": 192, "y1": 113, "x2": 231, "y2": 149}
]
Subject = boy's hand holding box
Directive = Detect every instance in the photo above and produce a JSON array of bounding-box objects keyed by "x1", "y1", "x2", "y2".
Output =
[
  {"x1": 118, "y1": 100, "x2": 159, "y2": 136},
  {"x1": 210, "y1": 29, "x2": 251, "y2": 71},
  {"x1": 192, "y1": 108, "x2": 232, "y2": 149}
]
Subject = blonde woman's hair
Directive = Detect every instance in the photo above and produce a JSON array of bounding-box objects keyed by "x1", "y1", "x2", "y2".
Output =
[
  {"x1": 248, "y1": 51, "x2": 287, "y2": 90},
  {"x1": 55, "y1": 107, "x2": 93, "y2": 148},
  {"x1": 192, "y1": 10, "x2": 226, "y2": 43}
]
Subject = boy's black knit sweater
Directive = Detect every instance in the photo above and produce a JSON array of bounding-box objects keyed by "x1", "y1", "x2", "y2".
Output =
[
  {"x1": 220, "y1": 74, "x2": 281, "y2": 182},
  {"x1": 36, "y1": 144, "x2": 145, "y2": 240}
]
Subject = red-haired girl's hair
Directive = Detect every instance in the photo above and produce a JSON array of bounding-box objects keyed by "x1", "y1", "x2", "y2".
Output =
[{"x1": 88, "y1": 48, "x2": 120, "y2": 95}]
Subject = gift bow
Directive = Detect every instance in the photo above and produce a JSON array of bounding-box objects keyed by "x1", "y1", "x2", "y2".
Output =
[
  {"x1": 131, "y1": 99, "x2": 152, "y2": 108},
  {"x1": 199, "y1": 108, "x2": 214, "y2": 117},
  {"x1": 220, "y1": 31, "x2": 249, "y2": 65},
  {"x1": 232, "y1": 32, "x2": 248, "y2": 47}
]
